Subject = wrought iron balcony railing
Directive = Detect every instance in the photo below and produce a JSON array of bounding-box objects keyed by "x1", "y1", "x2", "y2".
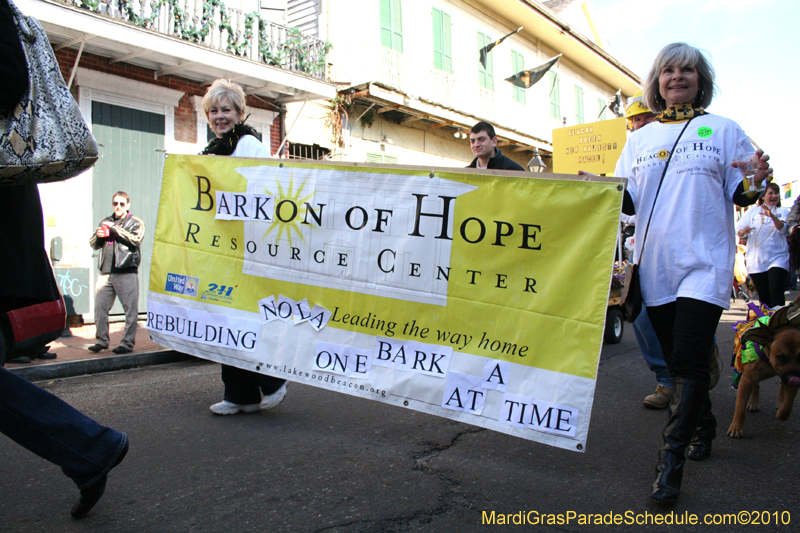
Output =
[{"x1": 63, "y1": 0, "x2": 331, "y2": 80}]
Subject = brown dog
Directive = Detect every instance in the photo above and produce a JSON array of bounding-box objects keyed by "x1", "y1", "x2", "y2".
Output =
[{"x1": 727, "y1": 303, "x2": 800, "y2": 438}]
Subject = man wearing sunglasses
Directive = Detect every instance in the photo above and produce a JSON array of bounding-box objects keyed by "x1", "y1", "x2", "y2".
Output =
[{"x1": 88, "y1": 192, "x2": 145, "y2": 354}]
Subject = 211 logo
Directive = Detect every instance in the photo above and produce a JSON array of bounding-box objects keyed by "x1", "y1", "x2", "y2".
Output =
[{"x1": 200, "y1": 283, "x2": 239, "y2": 303}]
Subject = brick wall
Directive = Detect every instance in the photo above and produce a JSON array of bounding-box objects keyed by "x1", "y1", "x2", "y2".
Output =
[
  {"x1": 270, "y1": 120, "x2": 282, "y2": 155},
  {"x1": 55, "y1": 49, "x2": 282, "y2": 152}
]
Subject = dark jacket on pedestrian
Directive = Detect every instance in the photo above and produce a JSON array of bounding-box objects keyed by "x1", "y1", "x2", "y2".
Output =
[
  {"x1": 0, "y1": 0, "x2": 62, "y2": 313},
  {"x1": 467, "y1": 148, "x2": 524, "y2": 171},
  {"x1": 89, "y1": 213, "x2": 145, "y2": 273}
]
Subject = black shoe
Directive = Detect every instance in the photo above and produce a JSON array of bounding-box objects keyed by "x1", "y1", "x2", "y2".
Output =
[
  {"x1": 37, "y1": 351, "x2": 57, "y2": 360},
  {"x1": 71, "y1": 439, "x2": 129, "y2": 519},
  {"x1": 9, "y1": 356, "x2": 32, "y2": 364},
  {"x1": 87, "y1": 344, "x2": 105, "y2": 353},
  {"x1": 112, "y1": 346, "x2": 132, "y2": 354},
  {"x1": 651, "y1": 450, "x2": 683, "y2": 503},
  {"x1": 687, "y1": 394, "x2": 716, "y2": 461},
  {"x1": 686, "y1": 442, "x2": 712, "y2": 461}
]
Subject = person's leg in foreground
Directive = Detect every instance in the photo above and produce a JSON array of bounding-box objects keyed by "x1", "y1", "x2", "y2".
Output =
[{"x1": 0, "y1": 367, "x2": 129, "y2": 518}]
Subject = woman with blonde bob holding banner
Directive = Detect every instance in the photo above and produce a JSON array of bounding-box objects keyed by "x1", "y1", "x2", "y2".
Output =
[
  {"x1": 201, "y1": 78, "x2": 289, "y2": 415},
  {"x1": 615, "y1": 43, "x2": 772, "y2": 502}
]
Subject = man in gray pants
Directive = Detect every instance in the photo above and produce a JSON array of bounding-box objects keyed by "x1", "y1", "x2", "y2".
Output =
[{"x1": 88, "y1": 192, "x2": 145, "y2": 354}]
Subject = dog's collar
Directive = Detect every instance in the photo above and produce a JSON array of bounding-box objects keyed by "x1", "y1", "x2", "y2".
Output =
[{"x1": 753, "y1": 342, "x2": 773, "y2": 367}]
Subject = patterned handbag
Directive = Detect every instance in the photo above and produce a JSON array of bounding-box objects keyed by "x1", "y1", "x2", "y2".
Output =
[{"x1": 0, "y1": 0, "x2": 98, "y2": 186}]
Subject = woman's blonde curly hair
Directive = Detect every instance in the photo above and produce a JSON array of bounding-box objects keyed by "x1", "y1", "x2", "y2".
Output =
[{"x1": 202, "y1": 78, "x2": 247, "y2": 122}]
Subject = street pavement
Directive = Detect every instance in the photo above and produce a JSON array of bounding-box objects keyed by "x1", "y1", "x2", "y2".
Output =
[{"x1": 1, "y1": 296, "x2": 799, "y2": 532}]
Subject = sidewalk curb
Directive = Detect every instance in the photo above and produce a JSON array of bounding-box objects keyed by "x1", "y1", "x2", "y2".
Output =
[{"x1": 9, "y1": 350, "x2": 200, "y2": 382}]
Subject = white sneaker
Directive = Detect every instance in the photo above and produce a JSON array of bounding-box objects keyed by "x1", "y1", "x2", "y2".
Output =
[
  {"x1": 260, "y1": 383, "x2": 288, "y2": 409},
  {"x1": 209, "y1": 400, "x2": 262, "y2": 415}
]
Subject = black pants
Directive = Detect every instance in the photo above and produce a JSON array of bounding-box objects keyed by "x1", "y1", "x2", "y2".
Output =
[
  {"x1": 221, "y1": 365, "x2": 285, "y2": 405},
  {"x1": 646, "y1": 298, "x2": 722, "y2": 387},
  {"x1": 749, "y1": 267, "x2": 788, "y2": 308}
]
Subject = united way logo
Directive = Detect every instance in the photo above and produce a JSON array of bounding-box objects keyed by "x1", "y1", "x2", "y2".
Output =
[{"x1": 165, "y1": 273, "x2": 200, "y2": 297}]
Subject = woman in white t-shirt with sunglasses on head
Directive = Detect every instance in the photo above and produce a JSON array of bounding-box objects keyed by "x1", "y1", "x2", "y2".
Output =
[{"x1": 615, "y1": 42, "x2": 772, "y2": 503}]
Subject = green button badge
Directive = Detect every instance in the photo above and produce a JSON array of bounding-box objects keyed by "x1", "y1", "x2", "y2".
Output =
[{"x1": 697, "y1": 127, "x2": 713, "y2": 138}]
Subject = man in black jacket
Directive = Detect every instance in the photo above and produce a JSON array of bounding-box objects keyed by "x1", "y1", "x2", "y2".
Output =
[
  {"x1": 88, "y1": 191, "x2": 145, "y2": 354},
  {"x1": 466, "y1": 121, "x2": 524, "y2": 171}
]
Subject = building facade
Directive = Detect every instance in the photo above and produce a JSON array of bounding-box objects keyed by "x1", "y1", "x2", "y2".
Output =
[
  {"x1": 283, "y1": 0, "x2": 640, "y2": 169},
  {"x1": 17, "y1": 0, "x2": 335, "y2": 321}
]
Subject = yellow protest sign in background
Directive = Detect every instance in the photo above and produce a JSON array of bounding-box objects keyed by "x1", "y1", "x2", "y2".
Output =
[
  {"x1": 148, "y1": 155, "x2": 623, "y2": 451},
  {"x1": 552, "y1": 117, "x2": 628, "y2": 175}
]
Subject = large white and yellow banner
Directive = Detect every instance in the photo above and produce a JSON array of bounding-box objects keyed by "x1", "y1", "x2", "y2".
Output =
[{"x1": 148, "y1": 155, "x2": 623, "y2": 451}]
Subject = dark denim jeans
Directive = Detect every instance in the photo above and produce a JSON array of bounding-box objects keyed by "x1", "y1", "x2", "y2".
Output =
[
  {"x1": 633, "y1": 307, "x2": 673, "y2": 389},
  {"x1": 0, "y1": 367, "x2": 128, "y2": 489}
]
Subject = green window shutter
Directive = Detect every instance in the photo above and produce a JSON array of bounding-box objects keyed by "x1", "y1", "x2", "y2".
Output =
[
  {"x1": 366, "y1": 152, "x2": 397, "y2": 164},
  {"x1": 512, "y1": 50, "x2": 525, "y2": 104},
  {"x1": 432, "y1": 8, "x2": 442, "y2": 70},
  {"x1": 380, "y1": 0, "x2": 403, "y2": 52},
  {"x1": 486, "y1": 36, "x2": 494, "y2": 90},
  {"x1": 477, "y1": 32, "x2": 493, "y2": 90},
  {"x1": 380, "y1": 0, "x2": 392, "y2": 49},
  {"x1": 477, "y1": 33, "x2": 485, "y2": 88},
  {"x1": 432, "y1": 9, "x2": 452, "y2": 72},
  {"x1": 442, "y1": 12, "x2": 452, "y2": 73},
  {"x1": 575, "y1": 85, "x2": 584, "y2": 124},
  {"x1": 549, "y1": 71, "x2": 560, "y2": 119},
  {"x1": 598, "y1": 98, "x2": 606, "y2": 120},
  {"x1": 392, "y1": 0, "x2": 403, "y2": 53}
]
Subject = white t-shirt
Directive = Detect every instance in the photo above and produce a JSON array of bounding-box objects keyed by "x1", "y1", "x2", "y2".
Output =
[
  {"x1": 736, "y1": 204, "x2": 789, "y2": 274},
  {"x1": 231, "y1": 135, "x2": 270, "y2": 158},
  {"x1": 615, "y1": 114, "x2": 754, "y2": 309}
]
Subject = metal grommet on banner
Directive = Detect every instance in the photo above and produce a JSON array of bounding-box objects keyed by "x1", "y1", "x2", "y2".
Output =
[
  {"x1": 430, "y1": 170, "x2": 435, "y2": 179},
  {"x1": 403, "y1": 400, "x2": 409, "y2": 406},
  {"x1": 279, "y1": 163, "x2": 284, "y2": 168},
  {"x1": 577, "y1": 443, "x2": 583, "y2": 451},
  {"x1": 617, "y1": 184, "x2": 623, "y2": 191}
]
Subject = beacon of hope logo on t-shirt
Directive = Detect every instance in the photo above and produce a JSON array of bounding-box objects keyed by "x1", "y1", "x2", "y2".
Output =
[{"x1": 635, "y1": 140, "x2": 723, "y2": 169}]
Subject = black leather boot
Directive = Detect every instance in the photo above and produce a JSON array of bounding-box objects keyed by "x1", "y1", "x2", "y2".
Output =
[
  {"x1": 687, "y1": 393, "x2": 716, "y2": 461},
  {"x1": 651, "y1": 378, "x2": 706, "y2": 502}
]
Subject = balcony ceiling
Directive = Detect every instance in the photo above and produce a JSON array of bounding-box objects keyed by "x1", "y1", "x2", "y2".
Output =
[
  {"x1": 342, "y1": 83, "x2": 552, "y2": 155},
  {"x1": 18, "y1": 0, "x2": 336, "y2": 102}
]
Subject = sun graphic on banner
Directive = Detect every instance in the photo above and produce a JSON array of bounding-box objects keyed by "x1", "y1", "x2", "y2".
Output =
[{"x1": 262, "y1": 175, "x2": 314, "y2": 247}]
